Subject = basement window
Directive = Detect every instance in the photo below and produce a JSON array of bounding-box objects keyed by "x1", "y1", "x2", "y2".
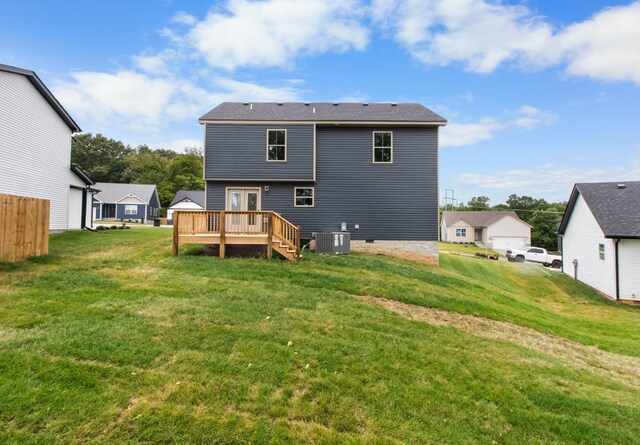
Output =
[
  {"x1": 599, "y1": 243, "x2": 605, "y2": 260},
  {"x1": 456, "y1": 228, "x2": 467, "y2": 237}
]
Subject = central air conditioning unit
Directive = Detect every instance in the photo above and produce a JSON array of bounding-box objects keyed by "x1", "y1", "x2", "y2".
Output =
[{"x1": 315, "y1": 232, "x2": 351, "y2": 254}]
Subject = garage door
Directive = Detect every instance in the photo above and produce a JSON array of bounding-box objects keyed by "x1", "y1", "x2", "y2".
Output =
[{"x1": 492, "y1": 237, "x2": 526, "y2": 250}]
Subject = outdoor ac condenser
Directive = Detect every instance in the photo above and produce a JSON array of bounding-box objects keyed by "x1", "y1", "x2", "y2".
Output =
[{"x1": 315, "y1": 232, "x2": 351, "y2": 254}]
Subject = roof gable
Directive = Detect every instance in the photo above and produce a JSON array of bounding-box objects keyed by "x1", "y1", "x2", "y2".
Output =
[
  {"x1": 93, "y1": 183, "x2": 158, "y2": 204},
  {"x1": 169, "y1": 190, "x2": 205, "y2": 208},
  {"x1": 0, "y1": 63, "x2": 81, "y2": 132},
  {"x1": 441, "y1": 211, "x2": 529, "y2": 229},
  {"x1": 558, "y1": 181, "x2": 640, "y2": 238},
  {"x1": 200, "y1": 102, "x2": 447, "y2": 124}
]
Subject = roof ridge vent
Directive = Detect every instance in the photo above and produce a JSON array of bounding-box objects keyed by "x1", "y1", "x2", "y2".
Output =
[
  {"x1": 617, "y1": 183, "x2": 626, "y2": 189},
  {"x1": 333, "y1": 103, "x2": 339, "y2": 106},
  {"x1": 242, "y1": 102, "x2": 249, "y2": 105},
  {"x1": 391, "y1": 103, "x2": 397, "y2": 106},
  {"x1": 277, "y1": 102, "x2": 283, "y2": 106},
  {"x1": 363, "y1": 103, "x2": 368, "y2": 106},
  {"x1": 304, "y1": 102, "x2": 310, "y2": 106}
]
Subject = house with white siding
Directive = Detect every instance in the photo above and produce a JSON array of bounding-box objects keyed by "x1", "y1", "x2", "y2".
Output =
[
  {"x1": 167, "y1": 190, "x2": 204, "y2": 223},
  {"x1": 0, "y1": 63, "x2": 95, "y2": 231},
  {"x1": 441, "y1": 211, "x2": 532, "y2": 250},
  {"x1": 558, "y1": 181, "x2": 640, "y2": 302}
]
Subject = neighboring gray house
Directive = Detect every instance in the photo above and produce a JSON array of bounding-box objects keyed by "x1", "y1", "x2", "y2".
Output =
[
  {"x1": 167, "y1": 190, "x2": 205, "y2": 222},
  {"x1": 199, "y1": 102, "x2": 447, "y2": 261},
  {"x1": 0, "y1": 63, "x2": 96, "y2": 231},
  {"x1": 441, "y1": 211, "x2": 532, "y2": 249},
  {"x1": 558, "y1": 181, "x2": 640, "y2": 302},
  {"x1": 93, "y1": 183, "x2": 160, "y2": 222}
]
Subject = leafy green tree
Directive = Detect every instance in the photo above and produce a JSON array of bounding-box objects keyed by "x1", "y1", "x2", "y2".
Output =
[
  {"x1": 467, "y1": 196, "x2": 490, "y2": 209},
  {"x1": 72, "y1": 133, "x2": 132, "y2": 182}
]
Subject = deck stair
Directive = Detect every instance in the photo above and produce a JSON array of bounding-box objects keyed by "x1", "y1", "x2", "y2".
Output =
[{"x1": 172, "y1": 210, "x2": 300, "y2": 261}]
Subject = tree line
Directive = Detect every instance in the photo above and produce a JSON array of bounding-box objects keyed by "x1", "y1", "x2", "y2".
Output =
[
  {"x1": 444, "y1": 194, "x2": 566, "y2": 251},
  {"x1": 71, "y1": 133, "x2": 204, "y2": 208}
]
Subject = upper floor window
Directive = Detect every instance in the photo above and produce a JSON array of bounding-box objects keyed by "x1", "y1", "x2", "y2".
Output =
[
  {"x1": 267, "y1": 129, "x2": 287, "y2": 162},
  {"x1": 124, "y1": 204, "x2": 137, "y2": 215},
  {"x1": 456, "y1": 228, "x2": 466, "y2": 237},
  {"x1": 294, "y1": 187, "x2": 314, "y2": 207},
  {"x1": 599, "y1": 243, "x2": 605, "y2": 260},
  {"x1": 373, "y1": 131, "x2": 392, "y2": 163}
]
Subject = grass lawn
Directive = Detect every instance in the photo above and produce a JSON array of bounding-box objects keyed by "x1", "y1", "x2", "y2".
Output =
[
  {"x1": 1, "y1": 228, "x2": 639, "y2": 444},
  {"x1": 439, "y1": 241, "x2": 502, "y2": 256}
]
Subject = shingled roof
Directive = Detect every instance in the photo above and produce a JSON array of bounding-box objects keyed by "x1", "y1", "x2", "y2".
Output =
[
  {"x1": 441, "y1": 211, "x2": 530, "y2": 228},
  {"x1": 169, "y1": 190, "x2": 205, "y2": 208},
  {"x1": 558, "y1": 181, "x2": 640, "y2": 239},
  {"x1": 93, "y1": 183, "x2": 158, "y2": 204},
  {"x1": 199, "y1": 102, "x2": 447, "y2": 124}
]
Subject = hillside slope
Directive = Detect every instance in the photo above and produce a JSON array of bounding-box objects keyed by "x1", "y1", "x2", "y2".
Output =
[{"x1": 0, "y1": 228, "x2": 639, "y2": 444}]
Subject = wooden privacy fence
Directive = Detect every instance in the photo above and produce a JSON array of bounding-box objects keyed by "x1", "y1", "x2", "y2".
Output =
[{"x1": 0, "y1": 194, "x2": 50, "y2": 262}]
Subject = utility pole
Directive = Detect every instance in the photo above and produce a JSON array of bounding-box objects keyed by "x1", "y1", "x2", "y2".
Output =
[{"x1": 443, "y1": 188, "x2": 457, "y2": 211}]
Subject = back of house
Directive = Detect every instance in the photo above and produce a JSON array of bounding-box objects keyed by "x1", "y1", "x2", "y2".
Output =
[{"x1": 200, "y1": 102, "x2": 446, "y2": 262}]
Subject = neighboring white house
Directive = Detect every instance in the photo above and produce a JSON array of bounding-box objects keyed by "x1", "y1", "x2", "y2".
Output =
[
  {"x1": 441, "y1": 211, "x2": 532, "y2": 249},
  {"x1": 558, "y1": 181, "x2": 640, "y2": 302},
  {"x1": 167, "y1": 190, "x2": 205, "y2": 222},
  {"x1": 0, "y1": 63, "x2": 95, "y2": 231}
]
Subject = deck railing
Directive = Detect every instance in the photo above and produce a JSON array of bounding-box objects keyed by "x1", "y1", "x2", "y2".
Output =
[{"x1": 172, "y1": 210, "x2": 300, "y2": 259}]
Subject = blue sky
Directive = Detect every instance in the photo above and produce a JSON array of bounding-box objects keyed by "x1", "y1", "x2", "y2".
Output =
[{"x1": 1, "y1": 0, "x2": 639, "y2": 204}]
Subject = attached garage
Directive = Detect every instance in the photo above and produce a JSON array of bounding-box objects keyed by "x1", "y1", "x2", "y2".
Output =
[{"x1": 491, "y1": 236, "x2": 527, "y2": 250}]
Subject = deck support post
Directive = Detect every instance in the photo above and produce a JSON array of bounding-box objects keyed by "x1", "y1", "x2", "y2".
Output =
[
  {"x1": 172, "y1": 212, "x2": 179, "y2": 256},
  {"x1": 219, "y1": 211, "x2": 226, "y2": 259},
  {"x1": 296, "y1": 225, "x2": 301, "y2": 258},
  {"x1": 266, "y1": 213, "x2": 273, "y2": 260}
]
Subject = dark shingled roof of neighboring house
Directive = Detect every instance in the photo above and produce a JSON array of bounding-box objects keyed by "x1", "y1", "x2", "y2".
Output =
[
  {"x1": 169, "y1": 190, "x2": 205, "y2": 208},
  {"x1": 558, "y1": 181, "x2": 640, "y2": 239},
  {"x1": 0, "y1": 63, "x2": 81, "y2": 132},
  {"x1": 199, "y1": 102, "x2": 447, "y2": 124},
  {"x1": 441, "y1": 211, "x2": 530, "y2": 228}
]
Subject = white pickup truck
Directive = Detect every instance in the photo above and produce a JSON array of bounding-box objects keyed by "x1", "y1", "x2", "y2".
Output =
[{"x1": 506, "y1": 247, "x2": 562, "y2": 268}]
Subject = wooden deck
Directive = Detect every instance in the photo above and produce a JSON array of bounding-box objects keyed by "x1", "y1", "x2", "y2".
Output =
[{"x1": 172, "y1": 210, "x2": 301, "y2": 261}]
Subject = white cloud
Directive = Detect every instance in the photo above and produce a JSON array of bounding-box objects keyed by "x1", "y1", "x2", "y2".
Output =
[
  {"x1": 511, "y1": 105, "x2": 558, "y2": 130},
  {"x1": 455, "y1": 159, "x2": 640, "y2": 201},
  {"x1": 440, "y1": 118, "x2": 504, "y2": 148},
  {"x1": 186, "y1": 0, "x2": 369, "y2": 70},
  {"x1": 53, "y1": 70, "x2": 301, "y2": 136},
  {"x1": 171, "y1": 11, "x2": 198, "y2": 26},
  {"x1": 372, "y1": 0, "x2": 640, "y2": 84},
  {"x1": 440, "y1": 105, "x2": 557, "y2": 147}
]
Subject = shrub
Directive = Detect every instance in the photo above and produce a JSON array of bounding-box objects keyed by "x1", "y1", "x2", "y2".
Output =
[
  {"x1": 96, "y1": 225, "x2": 106, "y2": 231},
  {"x1": 125, "y1": 226, "x2": 131, "y2": 229},
  {"x1": 110, "y1": 225, "x2": 118, "y2": 230}
]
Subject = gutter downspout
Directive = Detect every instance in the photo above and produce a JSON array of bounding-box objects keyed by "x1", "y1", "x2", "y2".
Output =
[
  {"x1": 81, "y1": 188, "x2": 87, "y2": 229},
  {"x1": 614, "y1": 238, "x2": 621, "y2": 301}
]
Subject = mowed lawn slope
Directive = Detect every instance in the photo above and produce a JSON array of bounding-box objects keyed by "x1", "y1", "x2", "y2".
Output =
[{"x1": 1, "y1": 229, "x2": 639, "y2": 444}]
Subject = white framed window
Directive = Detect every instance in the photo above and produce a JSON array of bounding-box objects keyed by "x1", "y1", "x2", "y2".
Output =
[
  {"x1": 124, "y1": 204, "x2": 137, "y2": 215},
  {"x1": 267, "y1": 129, "x2": 287, "y2": 162},
  {"x1": 456, "y1": 228, "x2": 467, "y2": 237},
  {"x1": 294, "y1": 187, "x2": 314, "y2": 207},
  {"x1": 373, "y1": 131, "x2": 393, "y2": 163},
  {"x1": 599, "y1": 243, "x2": 605, "y2": 260}
]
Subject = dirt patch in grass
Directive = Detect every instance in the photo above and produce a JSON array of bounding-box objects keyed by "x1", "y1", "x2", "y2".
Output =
[
  {"x1": 351, "y1": 245, "x2": 439, "y2": 266},
  {"x1": 360, "y1": 295, "x2": 640, "y2": 387}
]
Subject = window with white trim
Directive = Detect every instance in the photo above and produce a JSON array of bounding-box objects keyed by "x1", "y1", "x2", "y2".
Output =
[
  {"x1": 456, "y1": 228, "x2": 467, "y2": 237},
  {"x1": 267, "y1": 129, "x2": 287, "y2": 161},
  {"x1": 294, "y1": 187, "x2": 314, "y2": 207},
  {"x1": 373, "y1": 131, "x2": 392, "y2": 163},
  {"x1": 124, "y1": 205, "x2": 137, "y2": 215},
  {"x1": 599, "y1": 243, "x2": 605, "y2": 260}
]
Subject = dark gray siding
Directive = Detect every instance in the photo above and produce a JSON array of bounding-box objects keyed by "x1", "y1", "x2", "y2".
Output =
[
  {"x1": 206, "y1": 126, "x2": 438, "y2": 241},
  {"x1": 116, "y1": 203, "x2": 145, "y2": 220},
  {"x1": 205, "y1": 124, "x2": 314, "y2": 180}
]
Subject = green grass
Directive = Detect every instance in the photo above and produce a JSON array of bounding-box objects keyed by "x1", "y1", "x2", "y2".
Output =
[
  {"x1": 1, "y1": 228, "x2": 639, "y2": 444},
  {"x1": 439, "y1": 241, "x2": 502, "y2": 256}
]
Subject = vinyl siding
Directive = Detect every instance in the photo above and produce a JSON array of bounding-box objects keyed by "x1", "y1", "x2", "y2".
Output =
[
  {"x1": 618, "y1": 240, "x2": 640, "y2": 301},
  {"x1": 561, "y1": 194, "x2": 616, "y2": 298},
  {"x1": 486, "y1": 215, "x2": 531, "y2": 247},
  {"x1": 0, "y1": 70, "x2": 75, "y2": 230},
  {"x1": 117, "y1": 203, "x2": 145, "y2": 220},
  {"x1": 447, "y1": 221, "x2": 474, "y2": 243},
  {"x1": 205, "y1": 124, "x2": 314, "y2": 180},
  {"x1": 206, "y1": 126, "x2": 438, "y2": 240}
]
